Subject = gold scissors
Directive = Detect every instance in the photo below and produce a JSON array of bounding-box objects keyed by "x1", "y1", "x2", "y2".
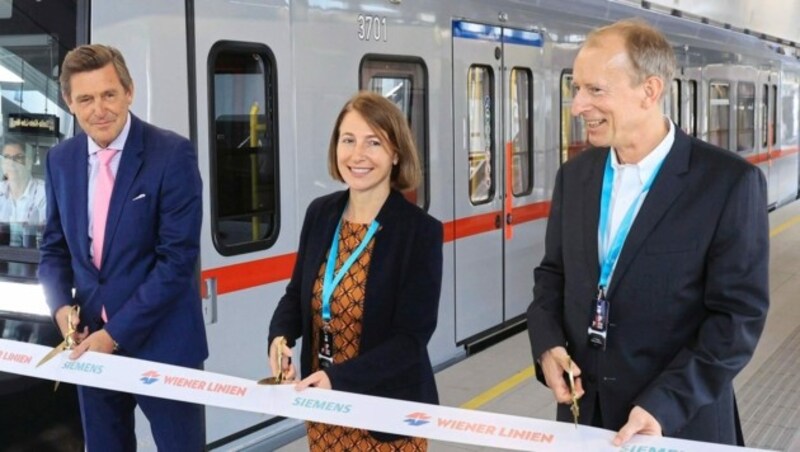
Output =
[
  {"x1": 258, "y1": 337, "x2": 289, "y2": 385},
  {"x1": 36, "y1": 305, "x2": 80, "y2": 391},
  {"x1": 566, "y1": 356, "x2": 580, "y2": 428}
]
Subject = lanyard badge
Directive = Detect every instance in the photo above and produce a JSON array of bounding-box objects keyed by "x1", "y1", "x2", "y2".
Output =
[{"x1": 587, "y1": 287, "x2": 610, "y2": 350}]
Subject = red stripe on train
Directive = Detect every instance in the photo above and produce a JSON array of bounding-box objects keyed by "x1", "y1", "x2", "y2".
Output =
[{"x1": 203, "y1": 201, "x2": 551, "y2": 295}]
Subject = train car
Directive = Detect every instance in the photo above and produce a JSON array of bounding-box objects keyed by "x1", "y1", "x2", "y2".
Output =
[{"x1": 1, "y1": 0, "x2": 798, "y2": 449}]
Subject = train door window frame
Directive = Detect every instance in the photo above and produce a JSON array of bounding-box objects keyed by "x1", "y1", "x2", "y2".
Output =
[
  {"x1": 708, "y1": 80, "x2": 731, "y2": 150},
  {"x1": 760, "y1": 83, "x2": 769, "y2": 149},
  {"x1": 735, "y1": 81, "x2": 755, "y2": 153},
  {"x1": 466, "y1": 64, "x2": 495, "y2": 205},
  {"x1": 560, "y1": 70, "x2": 587, "y2": 163},
  {"x1": 208, "y1": 41, "x2": 280, "y2": 256},
  {"x1": 359, "y1": 55, "x2": 429, "y2": 210},
  {"x1": 771, "y1": 84, "x2": 778, "y2": 147},
  {"x1": 509, "y1": 67, "x2": 533, "y2": 197}
]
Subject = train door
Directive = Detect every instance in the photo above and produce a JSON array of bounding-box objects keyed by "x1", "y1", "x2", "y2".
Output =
[
  {"x1": 191, "y1": 0, "x2": 295, "y2": 445},
  {"x1": 451, "y1": 21, "x2": 544, "y2": 342}
]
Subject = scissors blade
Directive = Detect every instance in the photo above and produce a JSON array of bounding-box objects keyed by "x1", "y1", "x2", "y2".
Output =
[{"x1": 36, "y1": 340, "x2": 68, "y2": 368}]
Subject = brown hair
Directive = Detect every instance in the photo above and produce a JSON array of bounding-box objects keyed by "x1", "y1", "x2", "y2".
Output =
[
  {"x1": 60, "y1": 44, "x2": 133, "y2": 99},
  {"x1": 328, "y1": 91, "x2": 421, "y2": 191},
  {"x1": 585, "y1": 18, "x2": 675, "y2": 97}
]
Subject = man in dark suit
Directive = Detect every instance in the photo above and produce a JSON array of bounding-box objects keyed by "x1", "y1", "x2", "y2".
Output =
[
  {"x1": 39, "y1": 44, "x2": 207, "y2": 451},
  {"x1": 527, "y1": 19, "x2": 769, "y2": 446}
]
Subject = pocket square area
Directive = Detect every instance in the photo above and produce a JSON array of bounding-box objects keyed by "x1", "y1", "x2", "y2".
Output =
[{"x1": 132, "y1": 193, "x2": 147, "y2": 201}]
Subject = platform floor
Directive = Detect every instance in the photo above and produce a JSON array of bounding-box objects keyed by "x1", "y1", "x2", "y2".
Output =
[{"x1": 278, "y1": 199, "x2": 800, "y2": 452}]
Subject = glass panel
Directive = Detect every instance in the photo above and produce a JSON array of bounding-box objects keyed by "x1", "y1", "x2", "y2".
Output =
[
  {"x1": 361, "y1": 57, "x2": 428, "y2": 209},
  {"x1": 0, "y1": 1, "x2": 78, "y2": 280},
  {"x1": 781, "y1": 80, "x2": 799, "y2": 147},
  {"x1": 560, "y1": 72, "x2": 586, "y2": 162},
  {"x1": 761, "y1": 84, "x2": 768, "y2": 148},
  {"x1": 467, "y1": 65, "x2": 494, "y2": 204},
  {"x1": 211, "y1": 45, "x2": 278, "y2": 254},
  {"x1": 681, "y1": 80, "x2": 697, "y2": 137},
  {"x1": 509, "y1": 68, "x2": 532, "y2": 196},
  {"x1": 772, "y1": 84, "x2": 778, "y2": 146},
  {"x1": 708, "y1": 82, "x2": 730, "y2": 150},
  {"x1": 669, "y1": 79, "x2": 680, "y2": 125},
  {"x1": 736, "y1": 82, "x2": 755, "y2": 153}
]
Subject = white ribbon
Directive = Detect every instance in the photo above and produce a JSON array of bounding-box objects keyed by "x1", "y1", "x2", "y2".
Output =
[{"x1": 0, "y1": 338, "x2": 766, "y2": 452}]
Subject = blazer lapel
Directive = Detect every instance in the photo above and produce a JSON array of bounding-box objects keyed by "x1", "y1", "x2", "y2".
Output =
[
  {"x1": 606, "y1": 128, "x2": 692, "y2": 298},
  {"x1": 102, "y1": 117, "x2": 144, "y2": 266},
  {"x1": 71, "y1": 135, "x2": 92, "y2": 269},
  {"x1": 580, "y1": 149, "x2": 606, "y2": 286}
]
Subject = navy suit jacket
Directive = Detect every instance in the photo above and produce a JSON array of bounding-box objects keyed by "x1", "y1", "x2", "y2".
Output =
[
  {"x1": 528, "y1": 127, "x2": 769, "y2": 444},
  {"x1": 269, "y1": 189, "x2": 442, "y2": 439},
  {"x1": 39, "y1": 114, "x2": 208, "y2": 367}
]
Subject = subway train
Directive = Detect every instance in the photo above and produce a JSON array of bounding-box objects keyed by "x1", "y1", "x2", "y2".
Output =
[{"x1": 0, "y1": 0, "x2": 798, "y2": 449}]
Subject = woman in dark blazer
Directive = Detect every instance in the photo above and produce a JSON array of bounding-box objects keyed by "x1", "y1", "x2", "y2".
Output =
[{"x1": 268, "y1": 91, "x2": 443, "y2": 450}]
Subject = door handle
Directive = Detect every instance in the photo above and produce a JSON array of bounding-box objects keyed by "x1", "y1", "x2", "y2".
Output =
[{"x1": 495, "y1": 214, "x2": 502, "y2": 229}]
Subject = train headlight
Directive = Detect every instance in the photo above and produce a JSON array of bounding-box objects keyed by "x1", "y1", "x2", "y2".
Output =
[{"x1": 0, "y1": 281, "x2": 50, "y2": 317}]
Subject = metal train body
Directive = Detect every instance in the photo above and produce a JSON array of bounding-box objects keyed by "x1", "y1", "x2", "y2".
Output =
[{"x1": 0, "y1": 0, "x2": 798, "y2": 448}]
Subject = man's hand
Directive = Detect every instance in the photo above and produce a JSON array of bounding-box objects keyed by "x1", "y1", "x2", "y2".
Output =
[
  {"x1": 69, "y1": 329, "x2": 116, "y2": 359},
  {"x1": 613, "y1": 406, "x2": 662, "y2": 446},
  {"x1": 540, "y1": 346, "x2": 584, "y2": 404},
  {"x1": 54, "y1": 305, "x2": 88, "y2": 345},
  {"x1": 295, "y1": 371, "x2": 332, "y2": 391}
]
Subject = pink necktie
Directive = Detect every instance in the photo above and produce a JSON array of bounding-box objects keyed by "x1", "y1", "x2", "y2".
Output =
[{"x1": 92, "y1": 148, "x2": 118, "y2": 269}]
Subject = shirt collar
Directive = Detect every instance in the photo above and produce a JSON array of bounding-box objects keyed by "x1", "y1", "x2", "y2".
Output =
[
  {"x1": 609, "y1": 117, "x2": 675, "y2": 184},
  {"x1": 87, "y1": 112, "x2": 132, "y2": 156}
]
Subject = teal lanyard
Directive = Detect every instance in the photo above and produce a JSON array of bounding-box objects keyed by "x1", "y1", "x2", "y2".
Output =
[
  {"x1": 598, "y1": 152, "x2": 665, "y2": 293},
  {"x1": 322, "y1": 218, "x2": 379, "y2": 323}
]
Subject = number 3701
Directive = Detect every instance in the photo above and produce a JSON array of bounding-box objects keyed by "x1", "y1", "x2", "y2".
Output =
[{"x1": 357, "y1": 14, "x2": 387, "y2": 42}]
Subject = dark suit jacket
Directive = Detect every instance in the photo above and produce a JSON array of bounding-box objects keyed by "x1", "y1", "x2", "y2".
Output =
[
  {"x1": 528, "y1": 127, "x2": 769, "y2": 444},
  {"x1": 269, "y1": 189, "x2": 442, "y2": 440},
  {"x1": 39, "y1": 114, "x2": 208, "y2": 367}
]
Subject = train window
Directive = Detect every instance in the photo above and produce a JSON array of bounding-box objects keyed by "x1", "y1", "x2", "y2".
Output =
[
  {"x1": 510, "y1": 68, "x2": 533, "y2": 196},
  {"x1": 771, "y1": 84, "x2": 778, "y2": 147},
  {"x1": 663, "y1": 79, "x2": 679, "y2": 123},
  {"x1": 360, "y1": 56, "x2": 428, "y2": 209},
  {"x1": 761, "y1": 84, "x2": 769, "y2": 148},
  {"x1": 708, "y1": 81, "x2": 730, "y2": 150},
  {"x1": 735, "y1": 82, "x2": 755, "y2": 153},
  {"x1": 681, "y1": 80, "x2": 697, "y2": 137},
  {"x1": 782, "y1": 80, "x2": 799, "y2": 147},
  {"x1": 0, "y1": 1, "x2": 79, "y2": 281},
  {"x1": 209, "y1": 43, "x2": 279, "y2": 255},
  {"x1": 467, "y1": 65, "x2": 495, "y2": 204},
  {"x1": 560, "y1": 71, "x2": 587, "y2": 162}
]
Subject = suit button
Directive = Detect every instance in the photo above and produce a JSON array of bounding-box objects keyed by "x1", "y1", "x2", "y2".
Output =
[{"x1": 99, "y1": 277, "x2": 105, "y2": 284}]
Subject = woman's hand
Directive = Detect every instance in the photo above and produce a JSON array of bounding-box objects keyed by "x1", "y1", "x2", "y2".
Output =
[
  {"x1": 295, "y1": 371, "x2": 331, "y2": 391},
  {"x1": 268, "y1": 336, "x2": 296, "y2": 382}
]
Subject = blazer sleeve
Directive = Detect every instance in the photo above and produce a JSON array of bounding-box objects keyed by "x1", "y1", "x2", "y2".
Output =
[
  {"x1": 634, "y1": 164, "x2": 769, "y2": 435},
  {"x1": 268, "y1": 199, "x2": 318, "y2": 347},
  {"x1": 527, "y1": 167, "x2": 567, "y2": 369},
  {"x1": 39, "y1": 149, "x2": 75, "y2": 315},
  {"x1": 104, "y1": 139, "x2": 202, "y2": 352},
  {"x1": 324, "y1": 214, "x2": 443, "y2": 394}
]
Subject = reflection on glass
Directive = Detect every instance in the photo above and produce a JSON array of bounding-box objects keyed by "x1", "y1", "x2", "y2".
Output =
[
  {"x1": 736, "y1": 82, "x2": 755, "y2": 153},
  {"x1": 709, "y1": 82, "x2": 730, "y2": 150},
  {"x1": 560, "y1": 73, "x2": 587, "y2": 162},
  {"x1": 509, "y1": 68, "x2": 532, "y2": 196},
  {"x1": 467, "y1": 66, "x2": 494, "y2": 204},
  {"x1": 682, "y1": 80, "x2": 697, "y2": 137}
]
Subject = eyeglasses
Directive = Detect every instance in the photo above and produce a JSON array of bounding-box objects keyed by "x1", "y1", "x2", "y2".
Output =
[{"x1": 1, "y1": 154, "x2": 25, "y2": 163}]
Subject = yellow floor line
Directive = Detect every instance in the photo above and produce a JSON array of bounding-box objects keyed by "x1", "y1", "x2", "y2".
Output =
[
  {"x1": 458, "y1": 212, "x2": 800, "y2": 410},
  {"x1": 460, "y1": 365, "x2": 535, "y2": 410},
  {"x1": 771, "y1": 214, "x2": 800, "y2": 238}
]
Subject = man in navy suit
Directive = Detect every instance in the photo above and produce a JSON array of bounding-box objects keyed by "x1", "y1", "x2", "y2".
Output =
[
  {"x1": 527, "y1": 19, "x2": 769, "y2": 446},
  {"x1": 39, "y1": 44, "x2": 207, "y2": 451}
]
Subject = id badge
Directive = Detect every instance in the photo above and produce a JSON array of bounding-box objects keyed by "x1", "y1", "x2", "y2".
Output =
[
  {"x1": 587, "y1": 296, "x2": 610, "y2": 350},
  {"x1": 318, "y1": 325, "x2": 334, "y2": 369}
]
